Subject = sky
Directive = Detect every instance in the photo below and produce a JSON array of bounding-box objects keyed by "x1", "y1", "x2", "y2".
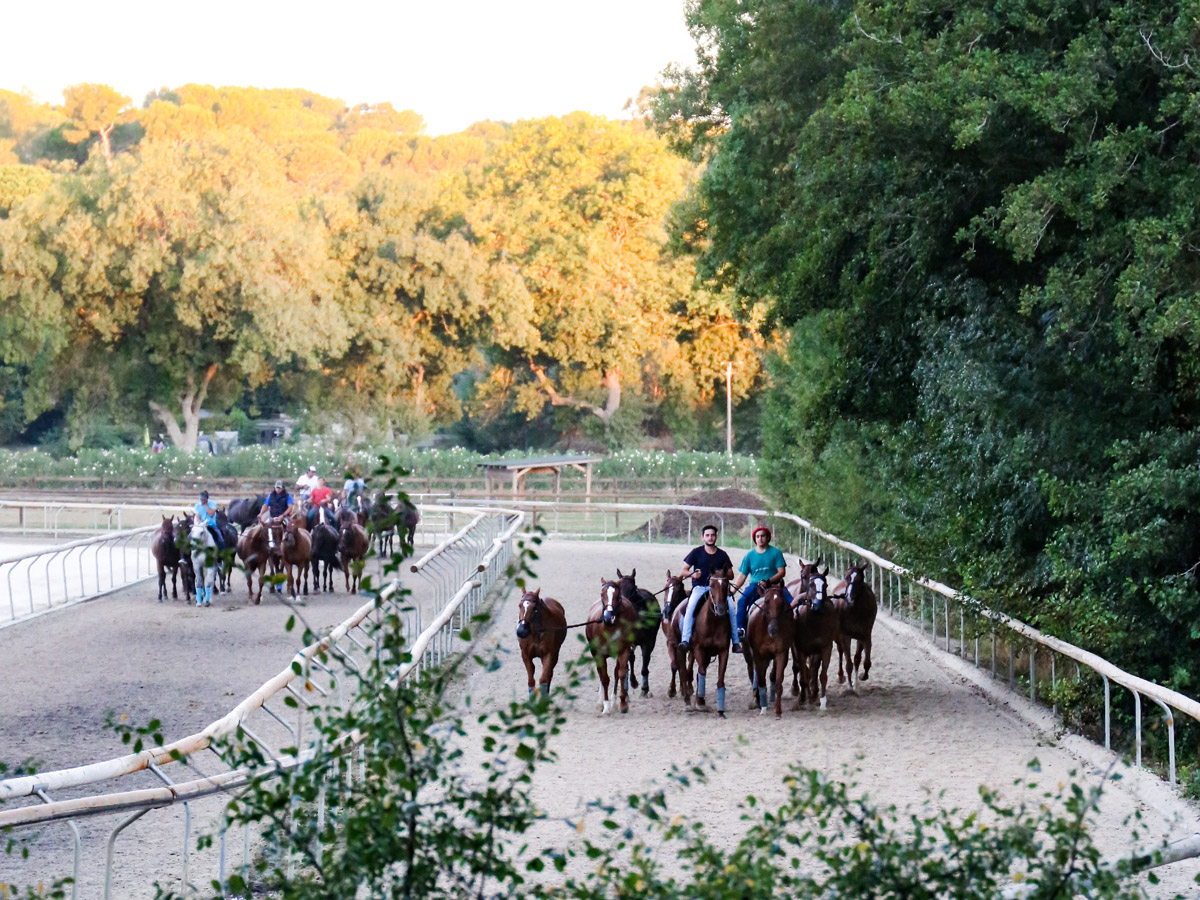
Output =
[{"x1": 1, "y1": 0, "x2": 699, "y2": 135}]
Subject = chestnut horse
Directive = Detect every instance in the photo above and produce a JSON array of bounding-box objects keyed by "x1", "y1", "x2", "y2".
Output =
[
  {"x1": 744, "y1": 583, "x2": 794, "y2": 717},
  {"x1": 281, "y1": 517, "x2": 312, "y2": 599},
  {"x1": 236, "y1": 523, "x2": 270, "y2": 604},
  {"x1": 338, "y1": 516, "x2": 370, "y2": 594},
  {"x1": 792, "y1": 564, "x2": 840, "y2": 710},
  {"x1": 670, "y1": 575, "x2": 733, "y2": 717},
  {"x1": 516, "y1": 588, "x2": 567, "y2": 697},
  {"x1": 834, "y1": 563, "x2": 878, "y2": 688},
  {"x1": 585, "y1": 578, "x2": 638, "y2": 714},
  {"x1": 617, "y1": 569, "x2": 660, "y2": 698},
  {"x1": 660, "y1": 571, "x2": 688, "y2": 698},
  {"x1": 152, "y1": 516, "x2": 182, "y2": 602}
]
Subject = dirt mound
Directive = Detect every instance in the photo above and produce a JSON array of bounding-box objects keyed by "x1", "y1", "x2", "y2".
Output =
[{"x1": 627, "y1": 487, "x2": 768, "y2": 541}]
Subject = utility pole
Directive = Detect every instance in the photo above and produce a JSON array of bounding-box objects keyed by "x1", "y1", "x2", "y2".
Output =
[{"x1": 726, "y1": 361, "x2": 733, "y2": 457}]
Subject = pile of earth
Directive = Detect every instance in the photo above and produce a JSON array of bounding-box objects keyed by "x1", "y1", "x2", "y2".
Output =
[{"x1": 625, "y1": 488, "x2": 769, "y2": 541}]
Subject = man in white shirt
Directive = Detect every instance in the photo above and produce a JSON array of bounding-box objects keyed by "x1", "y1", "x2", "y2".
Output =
[{"x1": 295, "y1": 465, "x2": 320, "y2": 501}]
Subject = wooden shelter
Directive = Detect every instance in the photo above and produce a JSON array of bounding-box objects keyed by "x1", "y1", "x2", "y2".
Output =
[{"x1": 478, "y1": 455, "x2": 603, "y2": 497}]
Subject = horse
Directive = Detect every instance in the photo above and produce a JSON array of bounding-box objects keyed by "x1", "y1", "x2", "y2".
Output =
[
  {"x1": 236, "y1": 522, "x2": 270, "y2": 604},
  {"x1": 262, "y1": 515, "x2": 290, "y2": 592},
  {"x1": 214, "y1": 509, "x2": 239, "y2": 593},
  {"x1": 225, "y1": 495, "x2": 264, "y2": 531},
  {"x1": 743, "y1": 583, "x2": 794, "y2": 717},
  {"x1": 175, "y1": 515, "x2": 196, "y2": 600},
  {"x1": 187, "y1": 517, "x2": 217, "y2": 607},
  {"x1": 401, "y1": 498, "x2": 420, "y2": 546},
  {"x1": 366, "y1": 492, "x2": 397, "y2": 556},
  {"x1": 670, "y1": 575, "x2": 734, "y2": 717},
  {"x1": 791, "y1": 564, "x2": 840, "y2": 710},
  {"x1": 834, "y1": 563, "x2": 878, "y2": 688},
  {"x1": 151, "y1": 516, "x2": 182, "y2": 602},
  {"x1": 584, "y1": 578, "x2": 639, "y2": 715},
  {"x1": 617, "y1": 569, "x2": 659, "y2": 698},
  {"x1": 516, "y1": 588, "x2": 568, "y2": 697},
  {"x1": 337, "y1": 516, "x2": 370, "y2": 594},
  {"x1": 309, "y1": 506, "x2": 342, "y2": 592},
  {"x1": 660, "y1": 570, "x2": 688, "y2": 698},
  {"x1": 281, "y1": 516, "x2": 312, "y2": 599}
]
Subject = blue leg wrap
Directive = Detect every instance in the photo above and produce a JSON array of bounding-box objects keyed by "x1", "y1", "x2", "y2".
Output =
[
  {"x1": 769, "y1": 681, "x2": 777, "y2": 703},
  {"x1": 697, "y1": 673, "x2": 706, "y2": 698},
  {"x1": 758, "y1": 686, "x2": 768, "y2": 708},
  {"x1": 717, "y1": 686, "x2": 726, "y2": 712}
]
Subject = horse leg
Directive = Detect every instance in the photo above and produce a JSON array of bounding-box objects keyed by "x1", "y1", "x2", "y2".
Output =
[
  {"x1": 629, "y1": 646, "x2": 640, "y2": 690},
  {"x1": 790, "y1": 649, "x2": 801, "y2": 697},
  {"x1": 595, "y1": 653, "x2": 612, "y2": 715},
  {"x1": 695, "y1": 652, "x2": 708, "y2": 709},
  {"x1": 754, "y1": 657, "x2": 770, "y2": 714},
  {"x1": 677, "y1": 644, "x2": 693, "y2": 707},
  {"x1": 715, "y1": 648, "x2": 729, "y2": 719},
  {"x1": 640, "y1": 640, "x2": 651, "y2": 697},
  {"x1": 522, "y1": 650, "x2": 536, "y2": 698},
  {"x1": 616, "y1": 648, "x2": 630, "y2": 714},
  {"x1": 841, "y1": 635, "x2": 856, "y2": 693},
  {"x1": 540, "y1": 648, "x2": 559, "y2": 696},
  {"x1": 774, "y1": 649, "x2": 788, "y2": 718},
  {"x1": 860, "y1": 636, "x2": 872, "y2": 681},
  {"x1": 819, "y1": 645, "x2": 832, "y2": 710}
]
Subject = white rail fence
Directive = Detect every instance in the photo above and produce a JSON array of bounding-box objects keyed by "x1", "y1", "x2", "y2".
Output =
[{"x1": 0, "y1": 507, "x2": 523, "y2": 899}]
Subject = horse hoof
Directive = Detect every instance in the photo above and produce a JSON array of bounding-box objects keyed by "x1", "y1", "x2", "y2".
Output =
[
  {"x1": 642, "y1": 690, "x2": 651, "y2": 699},
  {"x1": 718, "y1": 711, "x2": 726, "y2": 719},
  {"x1": 696, "y1": 697, "x2": 706, "y2": 708},
  {"x1": 758, "y1": 707, "x2": 765, "y2": 717},
  {"x1": 620, "y1": 705, "x2": 628, "y2": 714},
  {"x1": 667, "y1": 687, "x2": 676, "y2": 698},
  {"x1": 820, "y1": 697, "x2": 828, "y2": 711},
  {"x1": 861, "y1": 672, "x2": 869, "y2": 681}
]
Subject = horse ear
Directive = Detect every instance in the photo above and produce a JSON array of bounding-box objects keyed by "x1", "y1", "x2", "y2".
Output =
[
  {"x1": 666, "y1": 569, "x2": 672, "y2": 579},
  {"x1": 630, "y1": 568, "x2": 636, "y2": 579},
  {"x1": 533, "y1": 587, "x2": 541, "y2": 598},
  {"x1": 821, "y1": 565, "x2": 829, "y2": 577},
  {"x1": 617, "y1": 568, "x2": 624, "y2": 579}
]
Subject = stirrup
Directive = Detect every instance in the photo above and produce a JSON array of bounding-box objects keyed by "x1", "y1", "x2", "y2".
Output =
[{"x1": 678, "y1": 640, "x2": 690, "y2": 652}]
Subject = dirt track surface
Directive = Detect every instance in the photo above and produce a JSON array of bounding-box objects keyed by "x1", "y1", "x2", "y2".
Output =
[{"x1": 1, "y1": 540, "x2": 1198, "y2": 896}]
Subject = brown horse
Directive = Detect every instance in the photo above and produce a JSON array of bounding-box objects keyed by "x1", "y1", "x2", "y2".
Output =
[
  {"x1": 584, "y1": 578, "x2": 638, "y2": 715},
  {"x1": 792, "y1": 565, "x2": 841, "y2": 710},
  {"x1": 670, "y1": 575, "x2": 734, "y2": 717},
  {"x1": 834, "y1": 563, "x2": 878, "y2": 689},
  {"x1": 660, "y1": 570, "x2": 688, "y2": 698},
  {"x1": 516, "y1": 588, "x2": 568, "y2": 697},
  {"x1": 744, "y1": 583, "x2": 794, "y2": 718},
  {"x1": 617, "y1": 569, "x2": 660, "y2": 698},
  {"x1": 151, "y1": 516, "x2": 182, "y2": 602},
  {"x1": 281, "y1": 517, "x2": 312, "y2": 599},
  {"x1": 236, "y1": 523, "x2": 270, "y2": 605},
  {"x1": 338, "y1": 518, "x2": 370, "y2": 594}
]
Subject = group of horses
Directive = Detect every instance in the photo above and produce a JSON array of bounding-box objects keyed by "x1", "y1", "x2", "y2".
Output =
[
  {"x1": 151, "y1": 492, "x2": 420, "y2": 607},
  {"x1": 516, "y1": 558, "x2": 877, "y2": 719}
]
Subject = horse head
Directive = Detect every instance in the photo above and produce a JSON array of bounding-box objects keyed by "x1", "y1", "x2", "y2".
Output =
[
  {"x1": 760, "y1": 583, "x2": 788, "y2": 638},
  {"x1": 516, "y1": 588, "x2": 543, "y2": 639},
  {"x1": 708, "y1": 575, "x2": 731, "y2": 617},
  {"x1": 801, "y1": 569, "x2": 828, "y2": 614},
  {"x1": 616, "y1": 568, "x2": 639, "y2": 605},
  {"x1": 159, "y1": 515, "x2": 174, "y2": 537},
  {"x1": 599, "y1": 578, "x2": 621, "y2": 625},
  {"x1": 844, "y1": 564, "x2": 869, "y2": 606}
]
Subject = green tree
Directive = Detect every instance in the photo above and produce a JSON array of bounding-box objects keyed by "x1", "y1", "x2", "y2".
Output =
[{"x1": 61, "y1": 82, "x2": 131, "y2": 166}]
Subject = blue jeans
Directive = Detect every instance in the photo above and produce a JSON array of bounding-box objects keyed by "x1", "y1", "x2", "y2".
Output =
[
  {"x1": 732, "y1": 582, "x2": 794, "y2": 639},
  {"x1": 207, "y1": 525, "x2": 225, "y2": 551},
  {"x1": 680, "y1": 586, "x2": 710, "y2": 644}
]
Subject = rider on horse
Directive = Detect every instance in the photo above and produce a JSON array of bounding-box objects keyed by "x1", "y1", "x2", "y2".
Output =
[
  {"x1": 260, "y1": 480, "x2": 296, "y2": 547},
  {"x1": 307, "y1": 476, "x2": 335, "y2": 528},
  {"x1": 730, "y1": 526, "x2": 790, "y2": 653},
  {"x1": 295, "y1": 465, "x2": 320, "y2": 505},
  {"x1": 343, "y1": 471, "x2": 367, "y2": 510},
  {"x1": 677, "y1": 524, "x2": 734, "y2": 654},
  {"x1": 194, "y1": 491, "x2": 225, "y2": 551}
]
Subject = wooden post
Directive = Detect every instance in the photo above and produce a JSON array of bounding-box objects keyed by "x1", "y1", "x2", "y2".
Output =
[{"x1": 585, "y1": 463, "x2": 593, "y2": 499}]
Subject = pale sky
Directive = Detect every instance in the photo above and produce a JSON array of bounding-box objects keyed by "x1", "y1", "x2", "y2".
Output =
[{"x1": 1, "y1": 0, "x2": 698, "y2": 135}]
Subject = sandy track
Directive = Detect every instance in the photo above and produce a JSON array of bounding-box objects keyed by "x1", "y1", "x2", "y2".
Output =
[
  {"x1": 457, "y1": 541, "x2": 1200, "y2": 896},
  {"x1": 1, "y1": 539, "x2": 1198, "y2": 896}
]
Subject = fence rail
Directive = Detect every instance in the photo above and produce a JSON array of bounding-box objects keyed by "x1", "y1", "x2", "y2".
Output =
[{"x1": 0, "y1": 506, "x2": 523, "y2": 898}]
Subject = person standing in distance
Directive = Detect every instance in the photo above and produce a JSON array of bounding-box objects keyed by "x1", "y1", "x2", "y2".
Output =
[
  {"x1": 677, "y1": 524, "x2": 734, "y2": 653},
  {"x1": 729, "y1": 526, "x2": 789, "y2": 653}
]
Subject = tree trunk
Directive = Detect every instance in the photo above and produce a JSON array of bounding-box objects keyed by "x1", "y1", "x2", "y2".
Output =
[
  {"x1": 530, "y1": 363, "x2": 621, "y2": 423},
  {"x1": 149, "y1": 364, "x2": 217, "y2": 453}
]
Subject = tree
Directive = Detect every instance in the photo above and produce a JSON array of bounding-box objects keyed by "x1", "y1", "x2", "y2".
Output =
[
  {"x1": 657, "y1": 0, "x2": 1200, "y2": 691},
  {"x1": 61, "y1": 83, "x2": 131, "y2": 166}
]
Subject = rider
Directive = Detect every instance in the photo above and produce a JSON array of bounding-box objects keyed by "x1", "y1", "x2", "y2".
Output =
[
  {"x1": 295, "y1": 465, "x2": 320, "y2": 504},
  {"x1": 677, "y1": 524, "x2": 734, "y2": 654},
  {"x1": 194, "y1": 491, "x2": 225, "y2": 551},
  {"x1": 343, "y1": 470, "x2": 367, "y2": 509},
  {"x1": 308, "y1": 476, "x2": 335, "y2": 528},
  {"x1": 730, "y1": 526, "x2": 790, "y2": 653},
  {"x1": 260, "y1": 480, "x2": 296, "y2": 547}
]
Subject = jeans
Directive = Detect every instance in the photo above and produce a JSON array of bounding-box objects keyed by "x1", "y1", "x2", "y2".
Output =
[
  {"x1": 680, "y1": 586, "x2": 710, "y2": 644},
  {"x1": 207, "y1": 525, "x2": 225, "y2": 551}
]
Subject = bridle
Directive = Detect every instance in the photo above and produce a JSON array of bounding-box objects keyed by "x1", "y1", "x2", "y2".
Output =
[{"x1": 516, "y1": 592, "x2": 545, "y2": 639}]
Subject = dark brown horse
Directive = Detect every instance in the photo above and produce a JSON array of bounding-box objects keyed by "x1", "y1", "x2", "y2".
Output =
[
  {"x1": 585, "y1": 578, "x2": 638, "y2": 715},
  {"x1": 309, "y1": 506, "x2": 342, "y2": 592},
  {"x1": 670, "y1": 575, "x2": 733, "y2": 717},
  {"x1": 516, "y1": 588, "x2": 568, "y2": 697},
  {"x1": 744, "y1": 583, "x2": 794, "y2": 718},
  {"x1": 338, "y1": 517, "x2": 370, "y2": 594},
  {"x1": 792, "y1": 565, "x2": 841, "y2": 710},
  {"x1": 660, "y1": 571, "x2": 688, "y2": 698},
  {"x1": 281, "y1": 517, "x2": 312, "y2": 599},
  {"x1": 617, "y1": 569, "x2": 660, "y2": 698},
  {"x1": 236, "y1": 523, "x2": 270, "y2": 605},
  {"x1": 151, "y1": 516, "x2": 182, "y2": 602},
  {"x1": 834, "y1": 563, "x2": 878, "y2": 689}
]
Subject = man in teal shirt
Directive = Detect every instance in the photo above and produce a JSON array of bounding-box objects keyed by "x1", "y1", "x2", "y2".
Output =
[{"x1": 730, "y1": 526, "x2": 789, "y2": 652}]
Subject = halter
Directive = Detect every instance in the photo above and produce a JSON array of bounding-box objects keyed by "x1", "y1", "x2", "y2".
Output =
[
  {"x1": 516, "y1": 592, "x2": 544, "y2": 638},
  {"x1": 601, "y1": 581, "x2": 619, "y2": 625}
]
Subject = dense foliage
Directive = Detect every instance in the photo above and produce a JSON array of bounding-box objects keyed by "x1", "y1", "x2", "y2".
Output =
[
  {"x1": 0, "y1": 86, "x2": 766, "y2": 453},
  {"x1": 657, "y1": 0, "x2": 1200, "y2": 695}
]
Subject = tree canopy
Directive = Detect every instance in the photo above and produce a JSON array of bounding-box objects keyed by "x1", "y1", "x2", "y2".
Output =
[{"x1": 656, "y1": 0, "x2": 1200, "y2": 691}]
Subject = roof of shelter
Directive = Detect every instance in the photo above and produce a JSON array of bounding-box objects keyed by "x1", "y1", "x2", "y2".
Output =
[{"x1": 477, "y1": 455, "x2": 604, "y2": 470}]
